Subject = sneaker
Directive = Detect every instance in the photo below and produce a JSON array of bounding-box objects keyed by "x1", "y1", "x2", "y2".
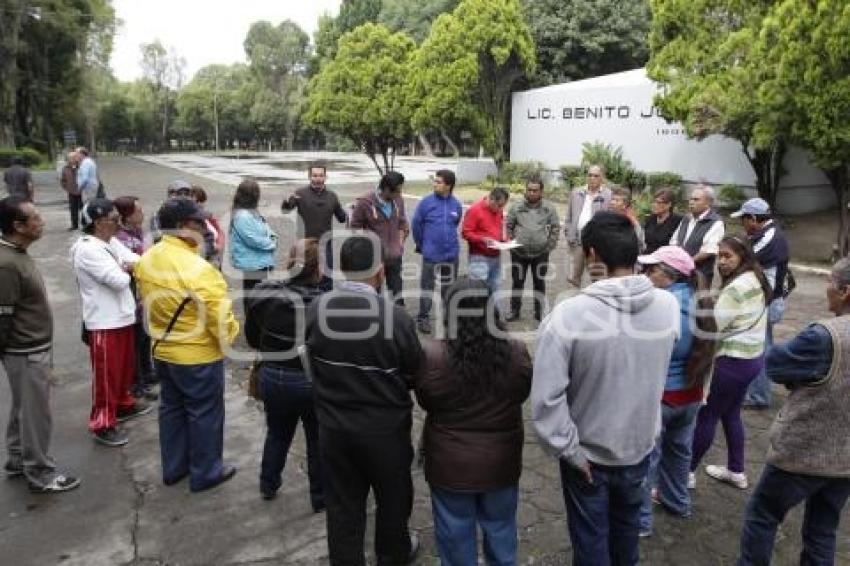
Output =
[
  {"x1": 117, "y1": 403, "x2": 153, "y2": 423},
  {"x1": 416, "y1": 319, "x2": 431, "y2": 334},
  {"x1": 4, "y1": 461, "x2": 24, "y2": 478},
  {"x1": 705, "y1": 465, "x2": 748, "y2": 489},
  {"x1": 29, "y1": 474, "x2": 81, "y2": 493},
  {"x1": 639, "y1": 529, "x2": 653, "y2": 538},
  {"x1": 688, "y1": 472, "x2": 696, "y2": 490},
  {"x1": 93, "y1": 427, "x2": 129, "y2": 447}
]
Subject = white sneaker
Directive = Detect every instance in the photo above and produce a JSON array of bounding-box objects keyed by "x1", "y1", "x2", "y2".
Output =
[
  {"x1": 705, "y1": 465, "x2": 748, "y2": 489},
  {"x1": 688, "y1": 472, "x2": 696, "y2": 490}
]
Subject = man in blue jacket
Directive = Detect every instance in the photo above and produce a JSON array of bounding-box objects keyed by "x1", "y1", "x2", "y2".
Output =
[{"x1": 411, "y1": 170, "x2": 463, "y2": 334}]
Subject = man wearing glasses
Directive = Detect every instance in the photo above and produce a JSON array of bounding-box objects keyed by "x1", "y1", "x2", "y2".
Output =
[{"x1": 564, "y1": 165, "x2": 611, "y2": 287}]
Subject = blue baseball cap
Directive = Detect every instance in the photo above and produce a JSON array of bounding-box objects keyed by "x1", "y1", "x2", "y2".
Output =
[{"x1": 730, "y1": 197, "x2": 771, "y2": 218}]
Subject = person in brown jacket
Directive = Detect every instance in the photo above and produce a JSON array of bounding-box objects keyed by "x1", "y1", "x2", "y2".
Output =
[
  {"x1": 414, "y1": 276, "x2": 531, "y2": 565},
  {"x1": 60, "y1": 151, "x2": 82, "y2": 230},
  {"x1": 349, "y1": 171, "x2": 409, "y2": 302}
]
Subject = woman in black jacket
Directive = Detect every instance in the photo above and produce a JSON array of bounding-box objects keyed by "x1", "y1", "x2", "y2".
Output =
[
  {"x1": 414, "y1": 277, "x2": 531, "y2": 565},
  {"x1": 245, "y1": 238, "x2": 325, "y2": 510}
]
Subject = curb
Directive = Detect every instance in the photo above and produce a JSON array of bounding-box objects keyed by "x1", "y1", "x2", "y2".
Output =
[{"x1": 789, "y1": 262, "x2": 830, "y2": 277}]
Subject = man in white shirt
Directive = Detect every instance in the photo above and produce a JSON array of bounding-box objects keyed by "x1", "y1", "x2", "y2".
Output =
[
  {"x1": 71, "y1": 198, "x2": 150, "y2": 447},
  {"x1": 564, "y1": 165, "x2": 612, "y2": 287},
  {"x1": 669, "y1": 185, "x2": 725, "y2": 286}
]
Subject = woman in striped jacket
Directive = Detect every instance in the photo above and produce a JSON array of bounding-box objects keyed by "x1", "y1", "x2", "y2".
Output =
[{"x1": 690, "y1": 236, "x2": 772, "y2": 490}]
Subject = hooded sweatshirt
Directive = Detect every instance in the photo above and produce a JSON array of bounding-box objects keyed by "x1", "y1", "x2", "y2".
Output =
[{"x1": 531, "y1": 275, "x2": 679, "y2": 468}]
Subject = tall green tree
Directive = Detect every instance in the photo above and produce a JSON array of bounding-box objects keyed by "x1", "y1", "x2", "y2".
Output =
[
  {"x1": 523, "y1": 0, "x2": 651, "y2": 86},
  {"x1": 311, "y1": 0, "x2": 381, "y2": 73},
  {"x1": 0, "y1": 0, "x2": 116, "y2": 154},
  {"x1": 410, "y1": 0, "x2": 535, "y2": 165},
  {"x1": 244, "y1": 20, "x2": 310, "y2": 148},
  {"x1": 378, "y1": 0, "x2": 460, "y2": 42},
  {"x1": 647, "y1": 0, "x2": 786, "y2": 208},
  {"x1": 305, "y1": 23, "x2": 416, "y2": 174},
  {"x1": 753, "y1": 0, "x2": 850, "y2": 254},
  {"x1": 140, "y1": 40, "x2": 185, "y2": 151}
]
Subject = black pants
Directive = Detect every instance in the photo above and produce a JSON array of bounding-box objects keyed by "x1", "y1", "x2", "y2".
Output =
[
  {"x1": 69, "y1": 193, "x2": 82, "y2": 229},
  {"x1": 242, "y1": 269, "x2": 270, "y2": 313},
  {"x1": 417, "y1": 259, "x2": 458, "y2": 322},
  {"x1": 320, "y1": 425, "x2": 414, "y2": 566},
  {"x1": 510, "y1": 251, "x2": 550, "y2": 320},
  {"x1": 133, "y1": 320, "x2": 155, "y2": 390},
  {"x1": 383, "y1": 257, "x2": 403, "y2": 305}
]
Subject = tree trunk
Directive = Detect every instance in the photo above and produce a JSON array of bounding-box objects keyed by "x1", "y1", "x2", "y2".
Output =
[
  {"x1": 0, "y1": 0, "x2": 23, "y2": 148},
  {"x1": 417, "y1": 133, "x2": 434, "y2": 157},
  {"x1": 826, "y1": 165, "x2": 850, "y2": 257},
  {"x1": 441, "y1": 131, "x2": 459, "y2": 157},
  {"x1": 743, "y1": 142, "x2": 786, "y2": 210}
]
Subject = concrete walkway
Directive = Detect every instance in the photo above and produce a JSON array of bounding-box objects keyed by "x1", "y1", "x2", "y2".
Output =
[{"x1": 1, "y1": 156, "x2": 847, "y2": 565}]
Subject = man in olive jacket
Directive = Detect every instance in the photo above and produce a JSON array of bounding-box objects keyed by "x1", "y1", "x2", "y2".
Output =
[{"x1": 505, "y1": 176, "x2": 560, "y2": 322}]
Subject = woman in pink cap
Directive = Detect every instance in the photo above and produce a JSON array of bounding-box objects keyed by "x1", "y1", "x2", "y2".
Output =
[{"x1": 637, "y1": 245, "x2": 712, "y2": 537}]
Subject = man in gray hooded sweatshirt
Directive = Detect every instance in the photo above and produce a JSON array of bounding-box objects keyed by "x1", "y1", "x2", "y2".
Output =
[{"x1": 532, "y1": 211, "x2": 679, "y2": 565}]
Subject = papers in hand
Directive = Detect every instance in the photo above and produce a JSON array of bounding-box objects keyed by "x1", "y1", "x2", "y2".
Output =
[{"x1": 487, "y1": 240, "x2": 522, "y2": 251}]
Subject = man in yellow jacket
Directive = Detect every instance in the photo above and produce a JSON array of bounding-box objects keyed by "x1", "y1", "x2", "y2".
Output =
[{"x1": 135, "y1": 198, "x2": 239, "y2": 492}]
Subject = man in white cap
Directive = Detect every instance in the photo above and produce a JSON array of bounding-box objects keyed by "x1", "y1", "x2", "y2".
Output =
[{"x1": 731, "y1": 198, "x2": 790, "y2": 409}]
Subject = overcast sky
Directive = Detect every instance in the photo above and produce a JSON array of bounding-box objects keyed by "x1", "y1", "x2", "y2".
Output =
[{"x1": 109, "y1": 0, "x2": 342, "y2": 82}]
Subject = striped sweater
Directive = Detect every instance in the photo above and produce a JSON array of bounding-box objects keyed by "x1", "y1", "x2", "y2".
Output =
[{"x1": 715, "y1": 271, "x2": 767, "y2": 359}]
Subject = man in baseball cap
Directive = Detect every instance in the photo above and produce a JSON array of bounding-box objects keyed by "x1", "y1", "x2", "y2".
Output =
[
  {"x1": 166, "y1": 180, "x2": 192, "y2": 198},
  {"x1": 731, "y1": 198, "x2": 790, "y2": 409},
  {"x1": 134, "y1": 195, "x2": 239, "y2": 492}
]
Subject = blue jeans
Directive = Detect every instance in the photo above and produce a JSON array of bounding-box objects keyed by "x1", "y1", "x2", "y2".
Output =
[
  {"x1": 746, "y1": 298, "x2": 785, "y2": 406},
  {"x1": 739, "y1": 464, "x2": 850, "y2": 565},
  {"x1": 468, "y1": 254, "x2": 502, "y2": 309},
  {"x1": 560, "y1": 456, "x2": 650, "y2": 566},
  {"x1": 259, "y1": 365, "x2": 324, "y2": 509},
  {"x1": 639, "y1": 402, "x2": 701, "y2": 532},
  {"x1": 431, "y1": 484, "x2": 518, "y2": 566},
  {"x1": 156, "y1": 359, "x2": 226, "y2": 491}
]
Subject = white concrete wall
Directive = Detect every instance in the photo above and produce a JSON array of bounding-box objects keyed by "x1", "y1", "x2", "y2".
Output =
[{"x1": 510, "y1": 69, "x2": 835, "y2": 215}]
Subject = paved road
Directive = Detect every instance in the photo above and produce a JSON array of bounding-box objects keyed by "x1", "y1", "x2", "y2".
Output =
[{"x1": 1, "y1": 156, "x2": 847, "y2": 565}]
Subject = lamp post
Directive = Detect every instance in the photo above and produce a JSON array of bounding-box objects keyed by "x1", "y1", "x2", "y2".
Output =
[{"x1": 213, "y1": 88, "x2": 219, "y2": 154}]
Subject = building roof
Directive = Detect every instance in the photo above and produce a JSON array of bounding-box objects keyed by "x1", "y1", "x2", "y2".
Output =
[{"x1": 521, "y1": 68, "x2": 651, "y2": 95}]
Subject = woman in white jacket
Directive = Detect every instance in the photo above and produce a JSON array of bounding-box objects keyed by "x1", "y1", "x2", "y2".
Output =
[{"x1": 71, "y1": 199, "x2": 150, "y2": 447}]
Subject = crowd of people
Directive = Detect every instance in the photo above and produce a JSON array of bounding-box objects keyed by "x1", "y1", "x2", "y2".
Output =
[{"x1": 0, "y1": 157, "x2": 848, "y2": 566}]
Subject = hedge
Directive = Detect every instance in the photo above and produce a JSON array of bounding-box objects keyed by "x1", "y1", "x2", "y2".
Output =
[{"x1": 0, "y1": 148, "x2": 46, "y2": 168}]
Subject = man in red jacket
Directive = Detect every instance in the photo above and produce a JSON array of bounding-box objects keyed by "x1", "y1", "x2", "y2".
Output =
[{"x1": 461, "y1": 187, "x2": 509, "y2": 304}]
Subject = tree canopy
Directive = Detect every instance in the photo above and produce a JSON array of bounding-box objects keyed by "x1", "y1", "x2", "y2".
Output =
[
  {"x1": 304, "y1": 23, "x2": 417, "y2": 174},
  {"x1": 410, "y1": 0, "x2": 536, "y2": 165},
  {"x1": 523, "y1": 0, "x2": 651, "y2": 86}
]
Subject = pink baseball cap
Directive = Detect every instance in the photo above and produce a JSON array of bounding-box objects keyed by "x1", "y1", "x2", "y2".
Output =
[{"x1": 638, "y1": 246, "x2": 695, "y2": 276}]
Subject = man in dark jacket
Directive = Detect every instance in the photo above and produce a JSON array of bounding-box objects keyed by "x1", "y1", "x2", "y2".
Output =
[
  {"x1": 410, "y1": 169, "x2": 463, "y2": 334},
  {"x1": 60, "y1": 151, "x2": 82, "y2": 230},
  {"x1": 306, "y1": 235, "x2": 423, "y2": 565},
  {"x1": 349, "y1": 171, "x2": 409, "y2": 302},
  {"x1": 0, "y1": 196, "x2": 80, "y2": 492},
  {"x1": 505, "y1": 175, "x2": 560, "y2": 322},
  {"x1": 281, "y1": 164, "x2": 347, "y2": 290},
  {"x1": 732, "y1": 198, "x2": 791, "y2": 409},
  {"x1": 738, "y1": 257, "x2": 850, "y2": 565}
]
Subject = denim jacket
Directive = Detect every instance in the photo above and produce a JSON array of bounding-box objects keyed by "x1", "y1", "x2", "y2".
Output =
[{"x1": 229, "y1": 209, "x2": 277, "y2": 271}]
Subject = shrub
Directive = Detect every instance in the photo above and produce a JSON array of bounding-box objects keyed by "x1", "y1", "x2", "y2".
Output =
[
  {"x1": 497, "y1": 160, "x2": 547, "y2": 184},
  {"x1": 622, "y1": 169, "x2": 648, "y2": 192},
  {"x1": 632, "y1": 191, "x2": 654, "y2": 223},
  {"x1": 719, "y1": 184, "x2": 747, "y2": 210},
  {"x1": 580, "y1": 141, "x2": 633, "y2": 185},
  {"x1": 647, "y1": 171, "x2": 683, "y2": 193},
  {"x1": 559, "y1": 165, "x2": 584, "y2": 189},
  {"x1": 0, "y1": 147, "x2": 46, "y2": 168}
]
